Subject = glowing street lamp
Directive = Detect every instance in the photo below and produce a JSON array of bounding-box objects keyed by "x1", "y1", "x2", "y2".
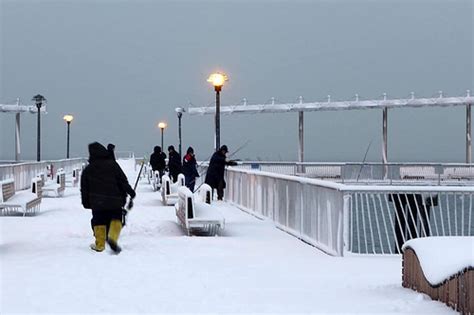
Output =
[
  {"x1": 63, "y1": 115, "x2": 74, "y2": 158},
  {"x1": 32, "y1": 94, "x2": 46, "y2": 161},
  {"x1": 158, "y1": 121, "x2": 167, "y2": 149},
  {"x1": 175, "y1": 108, "x2": 185, "y2": 157},
  {"x1": 207, "y1": 72, "x2": 228, "y2": 150}
]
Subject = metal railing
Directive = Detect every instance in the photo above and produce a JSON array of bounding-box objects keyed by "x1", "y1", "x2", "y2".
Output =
[
  {"x1": 344, "y1": 186, "x2": 473, "y2": 254},
  {"x1": 115, "y1": 151, "x2": 135, "y2": 160},
  {"x1": 224, "y1": 167, "x2": 346, "y2": 256},
  {"x1": 223, "y1": 167, "x2": 474, "y2": 256},
  {"x1": 0, "y1": 158, "x2": 86, "y2": 190},
  {"x1": 233, "y1": 162, "x2": 474, "y2": 185}
]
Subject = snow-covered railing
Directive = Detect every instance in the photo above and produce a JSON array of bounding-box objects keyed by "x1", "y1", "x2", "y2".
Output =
[
  {"x1": 114, "y1": 151, "x2": 135, "y2": 160},
  {"x1": 225, "y1": 167, "x2": 346, "y2": 256},
  {"x1": 223, "y1": 167, "x2": 474, "y2": 256},
  {"x1": 0, "y1": 158, "x2": 86, "y2": 191},
  {"x1": 233, "y1": 162, "x2": 474, "y2": 185},
  {"x1": 344, "y1": 186, "x2": 474, "y2": 254}
]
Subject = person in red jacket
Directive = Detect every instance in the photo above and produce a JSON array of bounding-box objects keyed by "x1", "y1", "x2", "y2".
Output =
[{"x1": 182, "y1": 147, "x2": 200, "y2": 191}]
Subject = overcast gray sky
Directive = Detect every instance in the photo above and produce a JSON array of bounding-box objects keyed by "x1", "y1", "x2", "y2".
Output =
[{"x1": 1, "y1": 0, "x2": 473, "y2": 162}]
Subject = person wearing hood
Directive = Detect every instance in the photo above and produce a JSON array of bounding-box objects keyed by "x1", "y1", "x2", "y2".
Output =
[
  {"x1": 167, "y1": 145, "x2": 182, "y2": 183},
  {"x1": 80, "y1": 142, "x2": 136, "y2": 253},
  {"x1": 182, "y1": 146, "x2": 200, "y2": 192},
  {"x1": 107, "y1": 143, "x2": 116, "y2": 160},
  {"x1": 149, "y1": 145, "x2": 167, "y2": 180},
  {"x1": 204, "y1": 145, "x2": 237, "y2": 200}
]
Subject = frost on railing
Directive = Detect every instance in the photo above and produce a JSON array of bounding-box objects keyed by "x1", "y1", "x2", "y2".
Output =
[
  {"x1": 225, "y1": 168, "x2": 346, "y2": 256},
  {"x1": 348, "y1": 190, "x2": 473, "y2": 254},
  {"x1": 232, "y1": 162, "x2": 474, "y2": 185},
  {"x1": 0, "y1": 158, "x2": 86, "y2": 191},
  {"x1": 222, "y1": 167, "x2": 474, "y2": 256}
]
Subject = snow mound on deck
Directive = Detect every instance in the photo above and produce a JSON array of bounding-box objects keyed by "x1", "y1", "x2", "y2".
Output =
[{"x1": 402, "y1": 236, "x2": 474, "y2": 286}]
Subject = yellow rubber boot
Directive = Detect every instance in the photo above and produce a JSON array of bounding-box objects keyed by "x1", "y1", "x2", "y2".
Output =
[
  {"x1": 107, "y1": 219, "x2": 122, "y2": 253},
  {"x1": 91, "y1": 225, "x2": 106, "y2": 252}
]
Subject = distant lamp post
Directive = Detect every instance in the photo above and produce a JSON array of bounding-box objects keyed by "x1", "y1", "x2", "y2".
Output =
[
  {"x1": 158, "y1": 121, "x2": 167, "y2": 149},
  {"x1": 207, "y1": 72, "x2": 228, "y2": 150},
  {"x1": 175, "y1": 108, "x2": 185, "y2": 157},
  {"x1": 63, "y1": 115, "x2": 74, "y2": 158},
  {"x1": 32, "y1": 94, "x2": 46, "y2": 161}
]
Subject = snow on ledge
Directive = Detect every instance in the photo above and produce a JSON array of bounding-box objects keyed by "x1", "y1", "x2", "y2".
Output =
[{"x1": 402, "y1": 236, "x2": 474, "y2": 286}]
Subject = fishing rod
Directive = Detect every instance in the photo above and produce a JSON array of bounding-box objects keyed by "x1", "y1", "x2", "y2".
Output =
[
  {"x1": 123, "y1": 160, "x2": 145, "y2": 226},
  {"x1": 356, "y1": 140, "x2": 373, "y2": 182}
]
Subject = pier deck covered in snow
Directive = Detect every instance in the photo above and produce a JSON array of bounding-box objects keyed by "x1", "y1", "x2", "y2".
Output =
[{"x1": 0, "y1": 159, "x2": 462, "y2": 314}]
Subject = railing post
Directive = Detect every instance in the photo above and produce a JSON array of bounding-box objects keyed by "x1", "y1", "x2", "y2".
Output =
[{"x1": 342, "y1": 193, "x2": 351, "y2": 256}]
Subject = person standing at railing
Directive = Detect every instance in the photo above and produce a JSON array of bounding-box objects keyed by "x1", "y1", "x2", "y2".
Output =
[
  {"x1": 81, "y1": 142, "x2": 136, "y2": 254},
  {"x1": 205, "y1": 145, "x2": 238, "y2": 201},
  {"x1": 167, "y1": 145, "x2": 182, "y2": 183},
  {"x1": 150, "y1": 146, "x2": 166, "y2": 180},
  {"x1": 389, "y1": 193, "x2": 437, "y2": 253},
  {"x1": 182, "y1": 146, "x2": 199, "y2": 192}
]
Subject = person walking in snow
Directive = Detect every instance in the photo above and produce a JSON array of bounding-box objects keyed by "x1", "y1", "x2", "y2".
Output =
[
  {"x1": 204, "y1": 145, "x2": 237, "y2": 200},
  {"x1": 182, "y1": 146, "x2": 200, "y2": 192},
  {"x1": 149, "y1": 146, "x2": 167, "y2": 180},
  {"x1": 81, "y1": 142, "x2": 136, "y2": 253},
  {"x1": 167, "y1": 145, "x2": 182, "y2": 183},
  {"x1": 107, "y1": 143, "x2": 116, "y2": 160}
]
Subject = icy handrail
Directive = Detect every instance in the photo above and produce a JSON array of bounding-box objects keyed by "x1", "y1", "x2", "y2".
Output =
[{"x1": 227, "y1": 167, "x2": 474, "y2": 193}]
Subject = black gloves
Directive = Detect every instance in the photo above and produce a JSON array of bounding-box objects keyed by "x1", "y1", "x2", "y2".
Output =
[
  {"x1": 126, "y1": 199, "x2": 134, "y2": 211},
  {"x1": 227, "y1": 160, "x2": 238, "y2": 166}
]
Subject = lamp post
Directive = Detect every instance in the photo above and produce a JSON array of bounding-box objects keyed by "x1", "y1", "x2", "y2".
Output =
[
  {"x1": 32, "y1": 94, "x2": 46, "y2": 161},
  {"x1": 207, "y1": 72, "x2": 228, "y2": 151},
  {"x1": 158, "y1": 122, "x2": 167, "y2": 149},
  {"x1": 175, "y1": 108, "x2": 184, "y2": 157},
  {"x1": 63, "y1": 115, "x2": 74, "y2": 158}
]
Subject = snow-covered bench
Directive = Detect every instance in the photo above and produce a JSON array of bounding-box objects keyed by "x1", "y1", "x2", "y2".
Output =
[
  {"x1": 0, "y1": 178, "x2": 42, "y2": 216},
  {"x1": 70, "y1": 168, "x2": 81, "y2": 187},
  {"x1": 152, "y1": 170, "x2": 161, "y2": 192},
  {"x1": 443, "y1": 167, "x2": 474, "y2": 181},
  {"x1": 175, "y1": 185, "x2": 225, "y2": 236},
  {"x1": 302, "y1": 166, "x2": 342, "y2": 179},
  {"x1": 42, "y1": 169, "x2": 66, "y2": 197},
  {"x1": 402, "y1": 237, "x2": 473, "y2": 314},
  {"x1": 399, "y1": 166, "x2": 438, "y2": 180},
  {"x1": 161, "y1": 174, "x2": 185, "y2": 205}
]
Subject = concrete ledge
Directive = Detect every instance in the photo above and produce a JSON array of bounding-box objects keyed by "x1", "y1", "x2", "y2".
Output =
[{"x1": 403, "y1": 247, "x2": 473, "y2": 314}]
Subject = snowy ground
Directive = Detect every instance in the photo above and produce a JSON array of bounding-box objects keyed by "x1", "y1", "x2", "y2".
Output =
[{"x1": 0, "y1": 160, "x2": 455, "y2": 314}]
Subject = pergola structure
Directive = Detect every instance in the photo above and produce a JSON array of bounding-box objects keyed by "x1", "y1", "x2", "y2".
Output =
[
  {"x1": 0, "y1": 98, "x2": 47, "y2": 161},
  {"x1": 183, "y1": 90, "x2": 473, "y2": 163}
]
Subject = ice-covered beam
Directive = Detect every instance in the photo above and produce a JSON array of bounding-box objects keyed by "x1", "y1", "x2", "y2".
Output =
[
  {"x1": 181, "y1": 91, "x2": 473, "y2": 164},
  {"x1": 1, "y1": 99, "x2": 47, "y2": 161},
  {"x1": 186, "y1": 94, "x2": 474, "y2": 115},
  {"x1": 0, "y1": 104, "x2": 47, "y2": 113}
]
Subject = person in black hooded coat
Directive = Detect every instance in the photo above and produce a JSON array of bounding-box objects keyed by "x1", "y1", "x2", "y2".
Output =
[
  {"x1": 149, "y1": 146, "x2": 167, "y2": 179},
  {"x1": 81, "y1": 142, "x2": 136, "y2": 253},
  {"x1": 167, "y1": 145, "x2": 182, "y2": 183},
  {"x1": 205, "y1": 145, "x2": 237, "y2": 200}
]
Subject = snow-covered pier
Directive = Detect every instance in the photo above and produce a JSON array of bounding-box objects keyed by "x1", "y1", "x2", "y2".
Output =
[{"x1": 1, "y1": 158, "x2": 472, "y2": 314}]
